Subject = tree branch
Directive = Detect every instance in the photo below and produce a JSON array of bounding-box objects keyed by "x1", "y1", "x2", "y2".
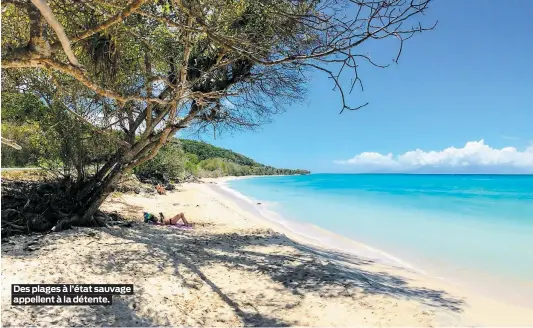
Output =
[
  {"x1": 50, "y1": 0, "x2": 148, "y2": 50},
  {"x1": 1, "y1": 137, "x2": 23, "y2": 150},
  {"x1": 30, "y1": 0, "x2": 80, "y2": 67},
  {"x1": 1, "y1": 58, "x2": 172, "y2": 105},
  {"x1": 47, "y1": 74, "x2": 132, "y2": 148}
]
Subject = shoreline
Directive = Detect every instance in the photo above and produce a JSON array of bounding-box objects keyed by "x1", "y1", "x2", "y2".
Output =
[
  {"x1": 210, "y1": 175, "x2": 533, "y2": 310},
  {"x1": 2, "y1": 177, "x2": 533, "y2": 326},
  {"x1": 208, "y1": 175, "x2": 431, "y2": 273},
  {"x1": 210, "y1": 179, "x2": 425, "y2": 274}
]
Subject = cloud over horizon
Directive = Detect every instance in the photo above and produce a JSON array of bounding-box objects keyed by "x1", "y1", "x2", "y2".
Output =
[{"x1": 334, "y1": 140, "x2": 533, "y2": 173}]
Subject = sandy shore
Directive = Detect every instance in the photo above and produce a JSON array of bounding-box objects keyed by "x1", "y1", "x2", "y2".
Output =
[{"x1": 2, "y1": 178, "x2": 533, "y2": 326}]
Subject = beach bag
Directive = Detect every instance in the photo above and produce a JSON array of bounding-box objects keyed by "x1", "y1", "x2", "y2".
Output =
[{"x1": 143, "y1": 212, "x2": 157, "y2": 223}]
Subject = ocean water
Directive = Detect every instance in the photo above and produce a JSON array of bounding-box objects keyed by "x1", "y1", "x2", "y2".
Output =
[{"x1": 227, "y1": 174, "x2": 533, "y2": 300}]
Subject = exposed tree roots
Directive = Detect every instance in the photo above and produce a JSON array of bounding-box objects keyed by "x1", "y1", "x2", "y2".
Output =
[{"x1": 1, "y1": 178, "x2": 130, "y2": 239}]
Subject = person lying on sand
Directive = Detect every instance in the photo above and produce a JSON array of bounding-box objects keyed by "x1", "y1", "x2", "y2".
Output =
[
  {"x1": 159, "y1": 212, "x2": 190, "y2": 226},
  {"x1": 156, "y1": 184, "x2": 167, "y2": 195},
  {"x1": 143, "y1": 211, "x2": 191, "y2": 226}
]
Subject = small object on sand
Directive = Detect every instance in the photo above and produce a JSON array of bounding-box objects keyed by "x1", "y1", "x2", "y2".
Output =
[
  {"x1": 165, "y1": 184, "x2": 175, "y2": 191},
  {"x1": 24, "y1": 242, "x2": 38, "y2": 252},
  {"x1": 143, "y1": 212, "x2": 158, "y2": 223}
]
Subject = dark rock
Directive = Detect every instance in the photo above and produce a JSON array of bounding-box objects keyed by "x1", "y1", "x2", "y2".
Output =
[
  {"x1": 165, "y1": 184, "x2": 175, "y2": 191},
  {"x1": 143, "y1": 186, "x2": 155, "y2": 194},
  {"x1": 24, "y1": 243, "x2": 38, "y2": 252},
  {"x1": 139, "y1": 177, "x2": 151, "y2": 184}
]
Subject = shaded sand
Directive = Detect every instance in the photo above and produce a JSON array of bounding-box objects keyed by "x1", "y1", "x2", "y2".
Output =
[{"x1": 2, "y1": 181, "x2": 533, "y2": 327}]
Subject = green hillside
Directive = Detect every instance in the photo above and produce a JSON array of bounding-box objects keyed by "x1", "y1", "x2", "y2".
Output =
[
  {"x1": 130, "y1": 137, "x2": 310, "y2": 180},
  {"x1": 180, "y1": 139, "x2": 259, "y2": 166},
  {"x1": 172, "y1": 139, "x2": 310, "y2": 178}
]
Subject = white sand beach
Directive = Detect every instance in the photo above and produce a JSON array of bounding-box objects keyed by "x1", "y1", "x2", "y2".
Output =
[{"x1": 2, "y1": 178, "x2": 533, "y2": 327}]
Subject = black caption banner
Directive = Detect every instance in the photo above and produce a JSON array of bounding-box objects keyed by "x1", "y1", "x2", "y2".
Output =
[{"x1": 11, "y1": 284, "x2": 134, "y2": 306}]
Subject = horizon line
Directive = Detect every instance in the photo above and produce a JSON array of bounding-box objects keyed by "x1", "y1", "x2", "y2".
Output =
[{"x1": 307, "y1": 172, "x2": 533, "y2": 176}]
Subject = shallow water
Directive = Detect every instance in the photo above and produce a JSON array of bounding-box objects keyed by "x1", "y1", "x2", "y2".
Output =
[{"x1": 227, "y1": 174, "x2": 533, "y2": 304}]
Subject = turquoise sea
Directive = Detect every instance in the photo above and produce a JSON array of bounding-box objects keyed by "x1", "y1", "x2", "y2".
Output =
[{"x1": 227, "y1": 174, "x2": 533, "y2": 300}]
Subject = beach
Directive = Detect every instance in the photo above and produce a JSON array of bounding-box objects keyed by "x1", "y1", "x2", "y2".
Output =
[{"x1": 2, "y1": 177, "x2": 533, "y2": 327}]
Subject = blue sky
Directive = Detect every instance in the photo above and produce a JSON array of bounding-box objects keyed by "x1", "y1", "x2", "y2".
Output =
[{"x1": 182, "y1": 0, "x2": 533, "y2": 173}]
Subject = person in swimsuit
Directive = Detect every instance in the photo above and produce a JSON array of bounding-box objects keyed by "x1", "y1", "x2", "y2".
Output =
[{"x1": 159, "y1": 212, "x2": 189, "y2": 226}]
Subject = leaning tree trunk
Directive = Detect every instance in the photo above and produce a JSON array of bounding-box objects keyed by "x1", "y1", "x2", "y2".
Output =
[
  {"x1": 53, "y1": 156, "x2": 125, "y2": 230},
  {"x1": 54, "y1": 136, "x2": 161, "y2": 230}
]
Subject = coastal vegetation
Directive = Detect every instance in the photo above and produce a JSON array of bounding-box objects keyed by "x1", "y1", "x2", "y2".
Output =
[
  {"x1": 1, "y1": 93, "x2": 309, "y2": 178},
  {"x1": 134, "y1": 138, "x2": 310, "y2": 180},
  {"x1": 1, "y1": 0, "x2": 434, "y2": 231}
]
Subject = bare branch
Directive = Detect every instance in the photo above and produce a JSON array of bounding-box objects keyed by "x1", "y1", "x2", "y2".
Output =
[
  {"x1": 48, "y1": 74, "x2": 132, "y2": 148},
  {"x1": 1, "y1": 58, "x2": 172, "y2": 105},
  {"x1": 51, "y1": 0, "x2": 148, "y2": 49},
  {"x1": 1, "y1": 137, "x2": 23, "y2": 150},
  {"x1": 30, "y1": 0, "x2": 80, "y2": 67}
]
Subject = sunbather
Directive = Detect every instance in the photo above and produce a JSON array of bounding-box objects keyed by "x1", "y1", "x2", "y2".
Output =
[
  {"x1": 159, "y1": 212, "x2": 190, "y2": 226},
  {"x1": 156, "y1": 184, "x2": 167, "y2": 195}
]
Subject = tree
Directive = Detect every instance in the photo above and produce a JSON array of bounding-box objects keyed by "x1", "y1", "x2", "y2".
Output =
[
  {"x1": 1, "y1": 77, "x2": 123, "y2": 176},
  {"x1": 1, "y1": 0, "x2": 435, "y2": 229},
  {"x1": 134, "y1": 141, "x2": 186, "y2": 180},
  {"x1": 1, "y1": 92, "x2": 47, "y2": 166}
]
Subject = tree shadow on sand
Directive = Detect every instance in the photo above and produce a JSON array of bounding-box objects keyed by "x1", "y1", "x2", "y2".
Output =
[
  {"x1": 97, "y1": 225, "x2": 465, "y2": 320},
  {"x1": 2, "y1": 296, "x2": 158, "y2": 327},
  {"x1": 2, "y1": 223, "x2": 464, "y2": 326}
]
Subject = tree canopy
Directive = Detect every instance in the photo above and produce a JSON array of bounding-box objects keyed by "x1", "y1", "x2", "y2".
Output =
[
  {"x1": 2, "y1": 0, "x2": 436, "y2": 150},
  {"x1": 1, "y1": 0, "x2": 435, "y2": 228}
]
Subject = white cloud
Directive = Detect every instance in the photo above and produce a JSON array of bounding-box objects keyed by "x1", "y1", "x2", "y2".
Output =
[{"x1": 334, "y1": 140, "x2": 533, "y2": 173}]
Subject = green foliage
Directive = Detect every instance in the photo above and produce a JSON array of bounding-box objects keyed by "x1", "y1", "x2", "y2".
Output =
[
  {"x1": 180, "y1": 139, "x2": 258, "y2": 166},
  {"x1": 1, "y1": 92, "x2": 47, "y2": 122},
  {"x1": 134, "y1": 143, "x2": 186, "y2": 180},
  {"x1": 129, "y1": 137, "x2": 310, "y2": 180},
  {"x1": 178, "y1": 138, "x2": 310, "y2": 178},
  {"x1": 1, "y1": 92, "x2": 119, "y2": 175},
  {"x1": 1, "y1": 122, "x2": 41, "y2": 167},
  {"x1": 1, "y1": 92, "x2": 50, "y2": 167},
  {"x1": 1, "y1": 92, "x2": 308, "y2": 179},
  {"x1": 183, "y1": 153, "x2": 200, "y2": 175}
]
